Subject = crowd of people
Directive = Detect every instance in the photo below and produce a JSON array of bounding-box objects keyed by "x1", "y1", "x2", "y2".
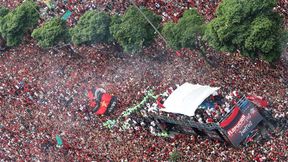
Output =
[
  {"x1": 32, "y1": 0, "x2": 222, "y2": 26},
  {"x1": 2, "y1": 0, "x2": 286, "y2": 26},
  {"x1": 276, "y1": 0, "x2": 288, "y2": 17},
  {"x1": 1, "y1": 0, "x2": 288, "y2": 161}
]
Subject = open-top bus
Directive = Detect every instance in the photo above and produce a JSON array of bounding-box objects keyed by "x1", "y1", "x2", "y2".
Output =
[{"x1": 136, "y1": 83, "x2": 275, "y2": 147}]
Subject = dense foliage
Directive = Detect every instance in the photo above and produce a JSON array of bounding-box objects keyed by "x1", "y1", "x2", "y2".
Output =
[
  {"x1": 70, "y1": 11, "x2": 113, "y2": 45},
  {"x1": 204, "y1": 0, "x2": 285, "y2": 62},
  {"x1": 110, "y1": 6, "x2": 162, "y2": 53},
  {"x1": 162, "y1": 9, "x2": 213, "y2": 65},
  {"x1": 32, "y1": 18, "x2": 69, "y2": 48},
  {"x1": 162, "y1": 9, "x2": 205, "y2": 50},
  {"x1": 0, "y1": 7, "x2": 9, "y2": 48},
  {"x1": 0, "y1": 0, "x2": 39, "y2": 47},
  {"x1": 0, "y1": 6, "x2": 9, "y2": 17}
]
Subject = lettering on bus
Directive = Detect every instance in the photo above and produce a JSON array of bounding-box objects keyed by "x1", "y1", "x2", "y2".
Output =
[{"x1": 220, "y1": 106, "x2": 263, "y2": 146}]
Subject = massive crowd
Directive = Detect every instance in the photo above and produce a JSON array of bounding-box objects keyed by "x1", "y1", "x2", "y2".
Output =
[
  {"x1": 32, "y1": 0, "x2": 221, "y2": 26},
  {"x1": 1, "y1": 0, "x2": 288, "y2": 161}
]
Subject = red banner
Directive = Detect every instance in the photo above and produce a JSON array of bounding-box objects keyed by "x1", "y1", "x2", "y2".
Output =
[
  {"x1": 220, "y1": 105, "x2": 263, "y2": 146},
  {"x1": 87, "y1": 88, "x2": 117, "y2": 115}
]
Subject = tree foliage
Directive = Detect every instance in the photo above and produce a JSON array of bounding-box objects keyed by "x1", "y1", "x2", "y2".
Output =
[
  {"x1": 0, "y1": 0, "x2": 39, "y2": 47},
  {"x1": 32, "y1": 18, "x2": 69, "y2": 48},
  {"x1": 0, "y1": 7, "x2": 9, "y2": 49},
  {"x1": 70, "y1": 10, "x2": 113, "y2": 45},
  {"x1": 110, "y1": 6, "x2": 162, "y2": 53},
  {"x1": 162, "y1": 9, "x2": 213, "y2": 65},
  {"x1": 162, "y1": 9, "x2": 205, "y2": 50},
  {"x1": 0, "y1": 7, "x2": 9, "y2": 17},
  {"x1": 204, "y1": 0, "x2": 285, "y2": 62}
]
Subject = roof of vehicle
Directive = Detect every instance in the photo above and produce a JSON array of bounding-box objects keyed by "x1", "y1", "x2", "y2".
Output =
[{"x1": 161, "y1": 83, "x2": 220, "y2": 116}]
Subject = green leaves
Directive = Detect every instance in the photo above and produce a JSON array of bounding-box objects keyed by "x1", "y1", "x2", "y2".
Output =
[
  {"x1": 0, "y1": 0, "x2": 39, "y2": 47},
  {"x1": 0, "y1": 7, "x2": 9, "y2": 17},
  {"x1": 110, "y1": 6, "x2": 161, "y2": 53},
  {"x1": 162, "y1": 9, "x2": 205, "y2": 50},
  {"x1": 70, "y1": 11, "x2": 113, "y2": 45},
  {"x1": 204, "y1": 0, "x2": 284, "y2": 62},
  {"x1": 32, "y1": 18, "x2": 69, "y2": 48},
  {"x1": 245, "y1": 16, "x2": 274, "y2": 53}
]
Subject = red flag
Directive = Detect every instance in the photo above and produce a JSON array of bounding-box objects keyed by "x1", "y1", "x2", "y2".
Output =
[
  {"x1": 95, "y1": 93, "x2": 112, "y2": 115},
  {"x1": 176, "y1": 51, "x2": 181, "y2": 57},
  {"x1": 87, "y1": 90, "x2": 94, "y2": 100},
  {"x1": 89, "y1": 100, "x2": 96, "y2": 108},
  {"x1": 88, "y1": 87, "x2": 117, "y2": 115},
  {"x1": 156, "y1": 97, "x2": 165, "y2": 108},
  {"x1": 246, "y1": 95, "x2": 268, "y2": 108}
]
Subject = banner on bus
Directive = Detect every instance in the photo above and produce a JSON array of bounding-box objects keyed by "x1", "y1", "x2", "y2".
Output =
[{"x1": 220, "y1": 105, "x2": 263, "y2": 146}]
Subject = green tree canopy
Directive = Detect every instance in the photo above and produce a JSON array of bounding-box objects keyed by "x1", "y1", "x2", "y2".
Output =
[
  {"x1": 0, "y1": 7, "x2": 9, "y2": 17},
  {"x1": 110, "y1": 6, "x2": 162, "y2": 53},
  {"x1": 162, "y1": 9, "x2": 205, "y2": 50},
  {"x1": 0, "y1": 7, "x2": 9, "y2": 48},
  {"x1": 32, "y1": 18, "x2": 70, "y2": 48},
  {"x1": 204, "y1": 0, "x2": 285, "y2": 62},
  {"x1": 70, "y1": 10, "x2": 113, "y2": 45},
  {"x1": 0, "y1": 0, "x2": 39, "y2": 47},
  {"x1": 162, "y1": 9, "x2": 212, "y2": 65}
]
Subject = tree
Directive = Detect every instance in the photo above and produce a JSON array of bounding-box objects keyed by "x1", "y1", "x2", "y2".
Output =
[
  {"x1": 162, "y1": 9, "x2": 212, "y2": 65},
  {"x1": 0, "y1": 7, "x2": 9, "y2": 17},
  {"x1": 0, "y1": 7, "x2": 9, "y2": 49},
  {"x1": 70, "y1": 10, "x2": 113, "y2": 45},
  {"x1": 204, "y1": 0, "x2": 285, "y2": 62},
  {"x1": 32, "y1": 18, "x2": 70, "y2": 48},
  {"x1": 110, "y1": 6, "x2": 162, "y2": 53},
  {"x1": 0, "y1": 0, "x2": 39, "y2": 47}
]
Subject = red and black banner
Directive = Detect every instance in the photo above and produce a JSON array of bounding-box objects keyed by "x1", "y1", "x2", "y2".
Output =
[
  {"x1": 220, "y1": 107, "x2": 242, "y2": 130},
  {"x1": 220, "y1": 105, "x2": 263, "y2": 146},
  {"x1": 87, "y1": 88, "x2": 117, "y2": 115}
]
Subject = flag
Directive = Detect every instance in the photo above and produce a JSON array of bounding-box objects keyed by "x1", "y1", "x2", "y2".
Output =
[
  {"x1": 176, "y1": 51, "x2": 181, "y2": 57},
  {"x1": 246, "y1": 95, "x2": 269, "y2": 108},
  {"x1": 88, "y1": 87, "x2": 117, "y2": 115},
  {"x1": 56, "y1": 135, "x2": 63, "y2": 147},
  {"x1": 61, "y1": 10, "x2": 72, "y2": 21}
]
